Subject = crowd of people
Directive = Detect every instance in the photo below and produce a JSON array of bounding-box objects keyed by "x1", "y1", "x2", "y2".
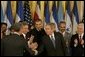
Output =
[{"x1": 1, "y1": 19, "x2": 84, "y2": 56}]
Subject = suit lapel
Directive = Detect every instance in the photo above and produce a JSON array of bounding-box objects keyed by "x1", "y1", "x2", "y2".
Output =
[
  {"x1": 63, "y1": 32, "x2": 69, "y2": 42},
  {"x1": 83, "y1": 34, "x2": 84, "y2": 39},
  {"x1": 76, "y1": 34, "x2": 80, "y2": 43},
  {"x1": 54, "y1": 33, "x2": 59, "y2": 48},
  {"x1": 46, "y1": 35, "x2": 56, "y2": 49}
]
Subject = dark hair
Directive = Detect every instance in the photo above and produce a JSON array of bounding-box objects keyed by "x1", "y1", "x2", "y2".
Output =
[
  {"x1": 12, "y1": 21, "x2": 28, "y2": 32},
  {"x1": 9, "y1": 24, "x2": 15, "y2": 31},
  {"x1": 78, "y1": 22, "x2": 84, "y2": 24},
  {"x1": 12, "y1": 23, "x2": 21, "y2": 32},
  {"x1": 1, "y1": 22, "x2": 7, "y2": 27},
  {"x1": 59, "y1": 21, "x2": 66, "y2": 27},
  {"x1": 34, "y1": 19, "x2": 42, "y2": 24}
]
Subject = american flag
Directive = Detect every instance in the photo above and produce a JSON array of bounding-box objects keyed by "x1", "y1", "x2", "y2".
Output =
[{"x1": 24, "y1": 1, "x2": 33, "y2": 26}]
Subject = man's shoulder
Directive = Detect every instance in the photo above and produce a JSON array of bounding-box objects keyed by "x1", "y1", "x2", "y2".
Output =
[
  {"x1": 1, "y1": 34, "x2": 17, "y2": 41},
  {"x1": 65, "y1": 32, "x2": 72, "y2": 37},
  {"x1": 54, "y1": 32, "x2": 62, "y2": 36},
  {"x1": 30, "y1": 28, "x2": 38, "y2": 33},
  {"x1": 72, "y1": 34, "x2": 78, "y2": 37},
  {"x1": 71, "y1": 34, "x2": 78, "y2": 39},
  {"x1": 42, "y1": 34, "x2": 49, "y2": 39},
  {"x1": 65, "y1": 32, "x2": 71, "y2": 35}
]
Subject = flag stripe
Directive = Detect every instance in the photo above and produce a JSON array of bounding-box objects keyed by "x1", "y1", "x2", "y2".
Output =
[
  {"x1": 44, "y1": 1, "x2": 50, "y2": 23},
  {"x1": 6, "y1": 1, "x2": 14, "y2": 25}
]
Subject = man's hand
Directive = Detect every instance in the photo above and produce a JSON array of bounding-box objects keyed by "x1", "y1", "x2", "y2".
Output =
[
  {"x1": 28, "y1": 35, "x2": 34, "y2": 44},
  {"x1": 74, "y1": 39, "x2": 78, "y2": 45},
  {"x1": 81, "y1": 39, "x2": 84, "y2": 45},
  {"x1": 29, "y1": 42, "x2": 38, "y2": 50}
]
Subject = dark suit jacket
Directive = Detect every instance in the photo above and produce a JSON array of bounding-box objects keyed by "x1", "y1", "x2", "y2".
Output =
[
  {"x1": 26, "y1": 28, "x2": 46, "y2": 44},
  {"x1": 1, "y1": 34, "x2": 35, "y2": 56},
  {"x1": 70, "y1": 34, "x2": 84, "y2": 56},
  {"x1": 20, "y1": 34, "x2": 31, "y2": 56},
  {"x1": 38, "y1": 32, "x2": 66, "y2": 56},
  {"x1": 59, "y1": 32, "x2": 72, "y2": 56},
  {"x1": 26, "y1": 28, "x2": 46, "y2": 56}
]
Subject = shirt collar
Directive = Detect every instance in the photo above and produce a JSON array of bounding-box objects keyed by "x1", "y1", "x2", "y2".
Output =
[
  {"x1": 22, "y1": 33, "x2": 26, "y2": 38},
  {"x1": 49, "y1": 33, "x2": 55, "y2": 40},
  {"x1": 79, "y1": 33, "x2": 84, "y2": 39},
  {"x1": 13, "y1": 32, "x2": 20, "y2": 36},
  {"x1": 59, "y1": 31, "x2": 65, "y2": 36}
]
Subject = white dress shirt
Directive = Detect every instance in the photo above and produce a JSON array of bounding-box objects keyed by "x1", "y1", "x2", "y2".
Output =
[{"x1": 79, "y1": 33, "x2": 84, "y2": 39}]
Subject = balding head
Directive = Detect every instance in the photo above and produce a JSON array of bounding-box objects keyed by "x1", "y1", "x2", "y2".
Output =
[{"x1": 77, "y1": 22, "x2": 84, "y2": 34}]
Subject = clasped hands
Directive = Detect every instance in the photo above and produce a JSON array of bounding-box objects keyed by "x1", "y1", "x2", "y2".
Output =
[{"x1": 28, "y1": 35, "x2": 38, "y2": 50}]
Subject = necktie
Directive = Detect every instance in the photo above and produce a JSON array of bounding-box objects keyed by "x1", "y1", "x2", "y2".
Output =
[
  {"x1": 51, "y1": 35, "x2": 56, "y2": 48},
  {"x1": 79, "y1": 35, "x2": 82, "y2": 43}
]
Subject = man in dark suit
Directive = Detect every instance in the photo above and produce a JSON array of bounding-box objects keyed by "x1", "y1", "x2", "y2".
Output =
[
  {"x1": 59, "y1": 21, "x2": 72, "y2": 56},
  {"x1": 38, "y1": 23, "x2": 66, "y2": 56},
  {"x1": 70, "y1": 22, "x2": 84, "y2": 56},
  {"x1": 18, "y1": 21, "x2": 38, "y2": 56},
  {"x1": 1, "y1": 22, "x2": 38, "y2": 56},
  {"x1": 26, "y1": 19, "x2": 46, "y2": 56}
]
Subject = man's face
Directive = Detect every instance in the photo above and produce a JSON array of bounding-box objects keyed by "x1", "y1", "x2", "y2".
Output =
[
  {"x1": 21, "y1": 25, "x2": 29, "y2": 34},
  {"x1": 59, "y1": 23, "x2": 66, "y2": 32},
  {"x1": 51, "y1": 25, "x2": 56, "y2": 32},
  {"x1": 45, "y1": 25, "x2": 53, "y2": 35},
  {"x1": 77, "y1": 24, "x2": 84, "y2": 34},
  {"x1": 1, "y1": 25, "x2": 7, "y2": 32},
  {"x1": 35, "y1": 21, "x2": 43, "y2": 30}
]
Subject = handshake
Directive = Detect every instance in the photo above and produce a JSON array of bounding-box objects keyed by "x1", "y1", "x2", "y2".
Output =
[{"x1": 28, "y1": 35, "x2": 38, "y2": 52}]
